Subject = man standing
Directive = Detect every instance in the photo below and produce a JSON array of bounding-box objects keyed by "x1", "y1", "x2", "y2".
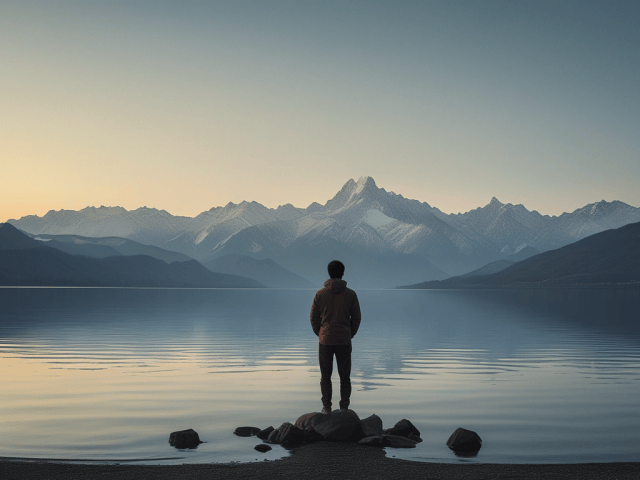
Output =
[{"x1": 310, "y1": 260, "x2": 361, "y2": 413}]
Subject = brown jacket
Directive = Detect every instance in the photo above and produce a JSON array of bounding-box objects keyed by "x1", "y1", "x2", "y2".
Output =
[{"x1": 310, "y1": 279, "x2": 361, "y2": 345}]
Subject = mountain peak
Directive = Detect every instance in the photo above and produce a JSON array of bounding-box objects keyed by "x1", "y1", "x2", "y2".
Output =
[
  {"x1": 489, "y1": 197, "x2": 503, "y2": 206},
  {"x1": 355, "y1": 176, "x2": 377, "y2": 188}
]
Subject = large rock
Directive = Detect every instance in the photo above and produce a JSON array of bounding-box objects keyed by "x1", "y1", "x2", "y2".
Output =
[
  {"x1": 446, "y1": 427, "x2": 482, "y2": 453},
  {"x1": 311, "y1": 409, "x2": 361, "y2": 441},
  {"x1": 271, "y1": 422, "x2": 307, "y2": 447},
  {"x1": 295, "y1": 412, "x2": 323, "y2": 434},
  {"x1": 360, "y1": 414, "x2": 383, "y2": 437},
  {"x1": 384, "y1": 419, "x2": 420, "y2": 438},
  {"x1": 256, "y1": 426, "x2": 274, "y2": 440},
  {"x1": 383, "y1": 435, "x2": 418, "y2": 448},
  {"x1": 267, "y1": 428, "x2": 279, "y2": 443},
  {"x1": 234, "y1": 426, "x2": 261, "y2": 437},
  {"x1": 358, "y1": 435, "x2": 390, "y2": 447},
  {"x1": 169, "y1": 429, "x2": 202, "y2": 449}
]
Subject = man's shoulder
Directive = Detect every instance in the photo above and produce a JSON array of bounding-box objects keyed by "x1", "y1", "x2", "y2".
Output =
[
  {"x1": 314, "y1": 287, "x2": 329, "y2": 298},
  {"x1": 344, "y1": 286, "x2": 358, "y2": 297}
]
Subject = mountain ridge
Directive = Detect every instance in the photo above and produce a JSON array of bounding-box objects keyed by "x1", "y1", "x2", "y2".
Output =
[
  {"x1": 0, "y1": 224, "x2": 264, "y2": 288},
  {"x1": 8, "y1": 177, "x2": 640, "y2": 287},
  {"x1": 399, "y1": 221, "x2": 640, "y2": 289}
]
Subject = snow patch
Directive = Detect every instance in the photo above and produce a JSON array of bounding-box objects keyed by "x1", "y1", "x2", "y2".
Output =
[
  {"x1": 515, "y1": 242, "x2": 528, "y2": 253},
  {"x1": 362, "y1": 209, "x2": 394, "y2": 228}
]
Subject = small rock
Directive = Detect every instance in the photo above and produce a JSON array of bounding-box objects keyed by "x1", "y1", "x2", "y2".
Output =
[
  {"x1": 384, "y1": 419, "x2": 420, "y2": 438},
  {"x1": 254, "y1": 444, "x2": 272, "y2": 453},
  {"x1": 383, "y1": 435, "x2": 418, "y2": 448},
  {"x1": 311, "y1": 409, "x2": 361, "y2": 441},
  {"x1": 360, "y1": 414, "x2": 383, "y2": 437},
  {"x1": 169, "y1": 429, "x2": 203, "y2": 449},
  {"x1": 358, "y1": 435, "x2": 391, "y2": 447},
  {"x1": 446, "y1": 427, "x2": 482, "y2": 453},
  {"x1": 256, "y1": 426, "x2": 274, "y2": 440},
  {"x1": 234, "y1": 426, "x2": 261, "y2": 437}
]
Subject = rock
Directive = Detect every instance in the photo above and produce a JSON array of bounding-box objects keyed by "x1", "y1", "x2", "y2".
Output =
[
  {"x1": 267, "y1": 428, "x2": 279, "y2": 443},
  {"x1": 311, "y1": 409, "x2": 361, "y2": 442},
  {"x1": 256, "y1": 426, "x2": 274, "y2": 440},
  {"x1": 358, "y1": 435, "x2": 391, "y2": 447},
  {"x1": 408, "y1": 434, "x2": 423, "y2": 443},
  {"x1": 272, "y1": 422, "x2": 307, "y2": 447},
  {"x1": 383, "y1": 435, "x2": 418, "y2": 448},
  {"x1": 360, "y1": 414, "x2": 383, "y2": 437},
  {"x1": 384, "y1": 419, "x2": 420, "y2": 438},
  {"x1": 234, "y1": 426, "x2": 261, "y2": 437},
  {"x1": 169, "y1": 429, "x2": 203, "y2": 449},
  {"x1": 295, "y1": 412, "x2": 323, "y2": 433},
  {"x1": 254, "y1": 444, "x2": 272, "y2": 453},
  {"x1": 446, "y1": 427, "x2": 482, "y2": 453}
]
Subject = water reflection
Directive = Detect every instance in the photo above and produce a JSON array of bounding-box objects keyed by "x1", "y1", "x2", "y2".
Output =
[{"x1": 1, "y1": 287, "x2": 640, "y2": 464}]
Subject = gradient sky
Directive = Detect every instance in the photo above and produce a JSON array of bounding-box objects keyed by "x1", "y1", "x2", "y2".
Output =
[{"x1": 2, "y1": 0, "x2": 639, "y2": 221}]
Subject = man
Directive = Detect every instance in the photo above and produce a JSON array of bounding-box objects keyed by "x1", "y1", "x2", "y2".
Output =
[{"x1": 310, "y1": 260, "x2": 361, "y2": 413}]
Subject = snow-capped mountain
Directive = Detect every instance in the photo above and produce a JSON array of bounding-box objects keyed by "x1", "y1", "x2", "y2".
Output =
[
  {"x1": 10, "y1": 206, "x2": 193, "y2": 247},
  {"x1": 9, "y1": 177, "x2": 640, "y2": 287}
]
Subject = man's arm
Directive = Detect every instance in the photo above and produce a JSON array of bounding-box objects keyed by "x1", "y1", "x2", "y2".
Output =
[
  {"x1": 310, "y1": 294, "x2": 321, "y2": 336},
  {"x1": 349, "y1": 293, "x2": 361, "y2": 338}
]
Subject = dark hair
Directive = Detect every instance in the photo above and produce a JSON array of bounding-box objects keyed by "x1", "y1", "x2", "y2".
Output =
[{"x1": 327, "y1": 260, "x2": 345, "y2": 279}]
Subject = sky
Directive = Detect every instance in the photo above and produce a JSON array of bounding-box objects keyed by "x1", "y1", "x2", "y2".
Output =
[{"x1": 2, "y1": 0, "x2": 639, "y2": 222}]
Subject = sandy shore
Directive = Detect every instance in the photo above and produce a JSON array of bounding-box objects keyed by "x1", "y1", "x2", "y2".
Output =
[{"x1": 2, "y1": 441, "x2": 640, "y2": 480}]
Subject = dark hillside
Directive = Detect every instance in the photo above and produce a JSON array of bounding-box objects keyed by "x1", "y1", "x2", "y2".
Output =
[
  {"x1": 401, "y1": 220, "x2": 640, "y2": 288},
  {"x1": 0, "y1": 223, "x2": 263, "y2": 288}
]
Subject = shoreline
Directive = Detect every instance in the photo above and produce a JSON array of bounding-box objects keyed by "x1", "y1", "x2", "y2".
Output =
[{"x1": 2, "y1": 442, "x2": 640, "y2": 480}]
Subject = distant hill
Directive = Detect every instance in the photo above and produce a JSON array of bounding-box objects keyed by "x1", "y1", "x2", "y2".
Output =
[
  {"x1": 204, "y1": 254, "x2": 315, "y2": 288},
  {"x1": 400, "y1": 221, "x2": 640, "y2": 288},
  {"x1": 0, "y1": 224, "x2": 263, "y2": 288},
  {"x1": 454, "y1": 245, "x2": 540, "y2": 279},
  {"x1": 27, "y1": 233, "x2": 192, "y2": 263}
]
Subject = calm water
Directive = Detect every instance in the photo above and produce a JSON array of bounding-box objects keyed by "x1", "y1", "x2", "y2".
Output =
[{"x1": 1, "y1": 287, "x2": 639, "y2": 464}]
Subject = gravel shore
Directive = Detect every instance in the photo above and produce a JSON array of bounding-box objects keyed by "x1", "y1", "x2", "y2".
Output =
[{"x1": 2, "y1": 441, "x2": 639, "y2": 480}]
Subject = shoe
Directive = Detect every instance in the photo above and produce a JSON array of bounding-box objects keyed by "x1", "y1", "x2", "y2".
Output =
[{"x1": 321, "y1": 406, "x2": 331, "y2": 414}]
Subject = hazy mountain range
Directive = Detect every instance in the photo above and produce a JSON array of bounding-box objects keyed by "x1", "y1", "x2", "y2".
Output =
[
  {"x1": 0, "y1": 223, "x2": 263, "y2": 288},
  {"x1": 8, "y1": 176, "x2": 640, "y2": 288},
  {"x1": 401, "y1": 220, "x2": 640, "y2": 289}
]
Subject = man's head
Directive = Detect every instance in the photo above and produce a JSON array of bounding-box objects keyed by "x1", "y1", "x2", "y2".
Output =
[{"x1": 327, "y1": 260, "x2": 345, "y2": 279}]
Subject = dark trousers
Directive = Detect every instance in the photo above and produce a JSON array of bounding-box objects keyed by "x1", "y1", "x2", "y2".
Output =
[{"x1": 319, "y1": 343, "x2": 352, "y2": 410}]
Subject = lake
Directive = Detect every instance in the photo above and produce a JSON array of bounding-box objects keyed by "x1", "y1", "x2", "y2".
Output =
[{"x1": 1, "y1": 287, "x2": 639, "y2": 464}]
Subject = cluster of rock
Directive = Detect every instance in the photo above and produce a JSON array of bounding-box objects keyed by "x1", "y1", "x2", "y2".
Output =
[
  {"x1": 169, "y1": 411, "x2": 482, "y2": 457},
  {"x1": 234, "y1": 409, "x2": 425, "y2": 452}
]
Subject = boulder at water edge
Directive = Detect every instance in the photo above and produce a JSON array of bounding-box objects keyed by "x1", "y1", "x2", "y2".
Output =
[
  {"x1": 254, "y1": 444, "x2": 272, "y2": 453},
  {"x1": 234, "y1": 426, "x2": 261, "y2": 437},
  {"x1": 360, "y1": 414, "x2": 383, "y2": 437},
  {"x1": 311, "y1": 409, "x2": 361, "y2": 442},
  {"x1": 169, "y1": 429, "x2": 203, "y2": 449},
  {"x1": 383, "y1": 435, "x2": 418, "y2": 448},
  {"x1": 270, "y1": 422, "x2": 307, "y2": 447},
  {"x1": 384, "y1": 419, "x2": 421, "y2": 438},
  {"x1": 256, "y1": 426, "x2": 274, "y2": 440},
  {"x1": 294, "y1": 412, "x2": 323, "y2": 434},
  {"x1": 446, "y1": 427, "x2": 482, "y2": 453},
  {"x1": 358, "y1": 435, "x2": 391, "y2": 447}
]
